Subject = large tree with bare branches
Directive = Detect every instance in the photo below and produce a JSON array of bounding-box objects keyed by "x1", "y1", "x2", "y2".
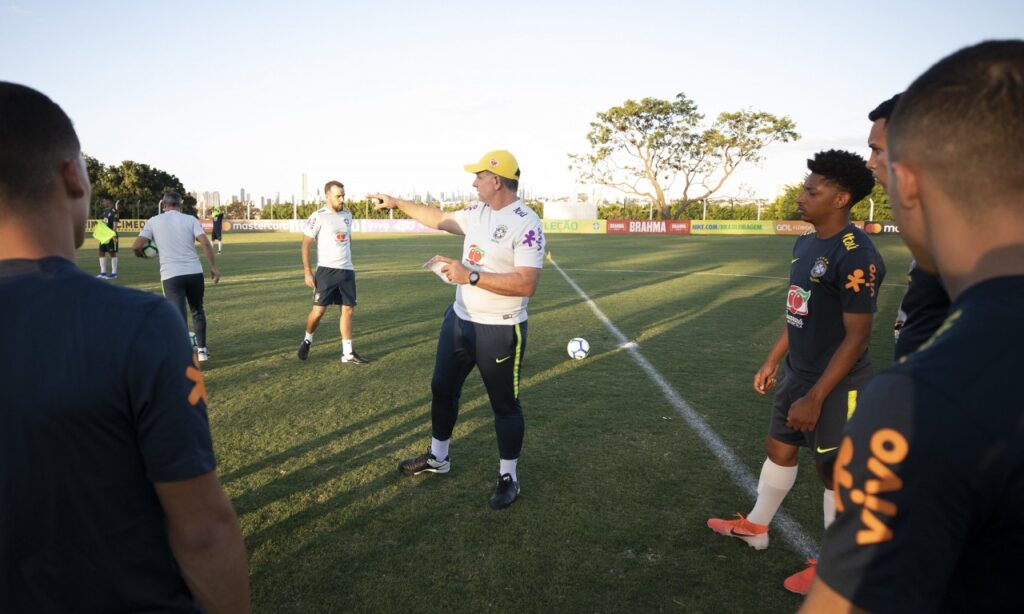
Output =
[{"x1": 569, "y1": 93, "x2": 799, "y2": 219}]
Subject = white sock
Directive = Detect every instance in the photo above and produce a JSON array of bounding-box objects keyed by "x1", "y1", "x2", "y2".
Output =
[
  {"x1": 304, "y1": 332, "x2": 314, "y2": 343},
  {"x1": 431, "y1": 437, "x2": 449, "y2": 460},
  {"x1": 342, "y1": 339, "x2": 353, "y2": 356},
  {"x1": 500, "y1": 458, "x2": 518, "y2": 482},
  {"x1": 99, "y1": 258, "x2": 106, "y2": 274},
  {"x1": 747, "y1": 458, "x2": 799, "y2": 526},
  {"x1": 823, "y1": 489, "x2": 836, "y2": 529},
  {"x1": 111, "y1": 257, "x2": 118, "y2": 274}
]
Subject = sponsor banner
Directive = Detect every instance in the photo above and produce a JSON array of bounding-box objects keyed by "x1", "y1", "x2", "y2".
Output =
[
  {"x1": 690, "y1": 220, "x2": 776, "y2": 235},
  {"x1": 863, "y1": 221, "x2": 900, "y2": 235},
  {"x1": 218, "y1": 219, "x2": 305, "y2": 233},
  {"x1": 606, "y1": 219, "x2": 690, "y2": 235},
  {"x1": 350, "y1": 219, "x2": 441, "y2": 233},
  {"x1": 775, "y1": 220, "x2": 865, "y2": 235},
  {"x1": 542, "y1": 219, "x2": 607, "y2": 234},
  {"x1": 86, "y1": 219, "x2": 149, "y2": 233}
]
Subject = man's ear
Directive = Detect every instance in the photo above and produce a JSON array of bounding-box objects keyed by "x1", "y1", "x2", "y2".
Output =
[
  {"x1": 60, "y1": 157, "x2": 88, "y2": 200},
  {"x1": 833, "y1": 190, "x2": 851, "y2": 210},
  {"x1": 890, "y1": 162, "x2": 920, "y2": 213}
]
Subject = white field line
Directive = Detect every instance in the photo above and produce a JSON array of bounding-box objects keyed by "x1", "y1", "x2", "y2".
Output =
[{"x1": 548, "y1": 253, "x2": 817, "y2": 558}]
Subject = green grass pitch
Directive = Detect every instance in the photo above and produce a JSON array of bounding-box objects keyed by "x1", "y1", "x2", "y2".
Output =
[{"x1": 78, "y1": 232, "x2": 911, "y2": 613}]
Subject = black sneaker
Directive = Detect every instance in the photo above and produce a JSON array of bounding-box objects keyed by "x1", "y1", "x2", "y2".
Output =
[
  {"x1": 341, "y1": 351, "x2": 368, "y2": 365},
  {"x1": 489, "y1": 473, "x2": 520, "y2": 510},
  {"x1": 398, "y1": 450, "x2": 450, "y2": 476},
  {"x1": 297, "y1": 339, "x2": 311, "y2": 360}
]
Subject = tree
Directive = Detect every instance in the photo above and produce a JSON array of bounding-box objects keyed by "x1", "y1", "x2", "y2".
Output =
[
  {"x1": 85, "y1": 155, "x2": 197, "y2": 218},
  {"x1": 569, "y1": 93, "x2": 799, "y2": 219}
]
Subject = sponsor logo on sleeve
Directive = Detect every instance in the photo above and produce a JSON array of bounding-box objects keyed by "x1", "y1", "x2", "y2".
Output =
[
  {"x1": 842, "y1": 232, "x2": 859, "y2": 251},
  {"x1": 834, "y1": 429, "x2": 909, "y2": 545},
  {"x1": 845, "y1": 269, "x2": 866, "y2": 293},
  {"x1": 185, "y1": 355, "x2": 208, "y2": 406}
]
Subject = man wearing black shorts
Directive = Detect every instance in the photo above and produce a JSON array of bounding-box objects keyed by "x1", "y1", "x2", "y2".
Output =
[
  {"x1": 804, "y1": 40, "x2": 1024, "y2": 613},
  {"x1": 297, "y1": 180, "x2": 367, "y2": 364},
  {"x1": 865, "y1": 94, "x2": 951, "y2": 361},
  {"x1": 0, "y1": 82, "x2": 249, "y2": 613},
  {"x1": 133, "y1": 192, "x2": 221, "y2": 362},
  {"x1": 96, "y1": 196, "x2": 119, "y2": 278},
  {"x1": 211, "y1": 205, "x2": 224, "y2": 254},
  {"x1": 708, "y1": 150, "x2": 883, "y2": 594}
]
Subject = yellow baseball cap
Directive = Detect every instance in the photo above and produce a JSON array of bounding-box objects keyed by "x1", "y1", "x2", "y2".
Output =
[{"x1": 463, "y1": 150, "x2": 520, "y2": 180}]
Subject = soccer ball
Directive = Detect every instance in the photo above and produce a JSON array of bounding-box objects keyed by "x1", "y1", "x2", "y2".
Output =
[
  {"x1": 141, "y1": 240, "x2": 159, "y2": 258},
  {"x1": 567, "y1": 337, "x2": 590, "y2": 360}
]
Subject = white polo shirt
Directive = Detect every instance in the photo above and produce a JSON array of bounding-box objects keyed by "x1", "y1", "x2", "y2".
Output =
[
  {"x1": 451, "y1": 200, "x2": 545, "y2": 325},
  {"x1": 304, "y1": 207, "x2": 354, "y2": 270},
  {"x1": 138, "y1": 210, "x2": 205, "y2": 281}
]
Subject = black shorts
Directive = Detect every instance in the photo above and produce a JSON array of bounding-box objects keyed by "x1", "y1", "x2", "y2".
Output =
[
  {"x1": 768, "y1": 365, "x2": 872, "y2": 461},
  {"x1": 313, "y1": 267, "x2": 356, "y2": 307},
  {"x1": 211, "y1": 227, "x2": 222, "y2": 240},
  {"x1": 99, "y1": 235, "x2": 118, "y2": 254}
]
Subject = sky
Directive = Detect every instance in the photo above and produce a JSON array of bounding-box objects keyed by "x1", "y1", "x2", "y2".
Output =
[{"x1": 2, "y1": 0, "x2": 1022, "y2": 203}]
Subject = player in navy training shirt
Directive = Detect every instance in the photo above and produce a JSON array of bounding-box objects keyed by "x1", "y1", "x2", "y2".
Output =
[
  {"x1": 0, "y1": 82, "x2": 250, "y2": 613},
  {"x1": 708, "y1": 149, "x2": 882, "y2": 595},
  {"x1": 865, "y1": 93, "x2": 951, "y2": 361},
  {"x1": 803, "y1": 40, "x2": 1024, "y2": 613}
]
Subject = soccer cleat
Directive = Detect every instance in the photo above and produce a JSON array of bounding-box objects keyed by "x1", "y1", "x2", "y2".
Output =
[
  {"x1": 297, "y1": 339, "x2": 311, "y2": 360},
  {"x1": 489, "y1": 473, "x2": 520, "y2": 510},
  {"x1": 783, "y1": 560, "x2": 817, "y2": 595},
  {"x1": 107, "y1": 273, "x2": 117, "y2": 279},
  {"x1": 197, "y1": 347, "x2": 209, "y2": 362},
  {"x1": 341, "y1": 351, "x2": 368, "y2": 365},
  {"x1": 398, "y1": 451, "x2": 450, "y2": 476},
  {"x1": 96, "y1": 273, "x2": 108, "y2": 278},
  {"x1": 707, "y1": 513, "x2": 770, "y2": 550}
]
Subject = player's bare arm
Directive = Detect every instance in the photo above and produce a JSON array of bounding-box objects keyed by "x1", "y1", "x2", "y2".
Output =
[
  {"x1": 154, "y1": 471, "x2": 251, "y2": 614},
  {"x1": 786, "y1": 311, "x2": 873, "y2": 431},
  {"x1": 197, "y1": 235, "x2": 220, "y2": 284},
  {"x1": 435, "y1": 255, "x2": 540, "y2": 297},
  {"x1": 369, "y1": 194, "x2": 464, "y2": 235},
  {"x1": 131, "y1": 235, "x2": 148, "y2": 258},
  {"x1": 300, "y1": 234, "x2": 316, "y2": 289},
  {"x1": 754, "y1": 325, "x2": 789, "y2": 394}
]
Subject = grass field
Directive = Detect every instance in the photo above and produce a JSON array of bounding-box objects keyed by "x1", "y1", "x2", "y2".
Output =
[{"x1": 77, "y1": 231, "x2": 912, "y2": 613}]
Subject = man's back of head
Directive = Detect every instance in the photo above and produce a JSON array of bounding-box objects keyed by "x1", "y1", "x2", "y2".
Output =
[{"x1": 888, "y1": 40, "x2": 1024, "y2": 213}]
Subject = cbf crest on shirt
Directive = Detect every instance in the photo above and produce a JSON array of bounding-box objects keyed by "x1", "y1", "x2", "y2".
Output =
[
  {"x1": 304, "y1": 207, "x2": 354, "y2": 270},
  {"x1": 451, "y1": 201, "x2": 545, "y2": 325},
  {"x1": 785, "y1": 224, "x2": 886, "y2": 383}
]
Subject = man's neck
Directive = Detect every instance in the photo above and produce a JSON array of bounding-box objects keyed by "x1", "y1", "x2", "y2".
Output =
[
  {"x1": 0, "y1": 212, "x2": 77, "y2": 261},
  {"x1": 813, "y1": 215, "x2": 851, "y2": 240},
  {"x1": 486, "y1": 193, "x2": 520, "y2": 212}
]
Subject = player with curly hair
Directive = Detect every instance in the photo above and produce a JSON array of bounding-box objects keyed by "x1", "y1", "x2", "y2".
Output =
[{"x1": 707, "y1": 149, "x2": 885, "y2": 594}]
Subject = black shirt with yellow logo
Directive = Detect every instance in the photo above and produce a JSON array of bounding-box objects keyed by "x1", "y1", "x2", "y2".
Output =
[
  {"x1": 818, "y1": 275, "x2": 1024, "y2": 612},
  {"x1": 785, "y1": 224, "x2": 886, "y2": 384},
  {"x1": 0, "y1": 257, "x2": 215, "y2": 612}
]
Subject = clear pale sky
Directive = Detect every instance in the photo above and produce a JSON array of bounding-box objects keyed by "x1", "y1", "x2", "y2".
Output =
[{"x1": 2, "y1": 0, "x2": 1021, "y2": 202}]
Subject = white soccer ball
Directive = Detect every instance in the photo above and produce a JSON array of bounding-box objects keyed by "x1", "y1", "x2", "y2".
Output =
[
  {"x1": 141, "y1": 240, "x2": 159, "y2": 258},
  {"x1": 567, "y1": 337, "x2": 590, "y2": 360}
]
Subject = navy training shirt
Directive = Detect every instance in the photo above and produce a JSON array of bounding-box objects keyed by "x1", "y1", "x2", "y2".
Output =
[
  {"x1": 894, "y1": 261, "x2": 950, "y2": 360},
  {"x1": 0, "y1": 257, "x2": 216, "y2": 613},
  {"x1": 818, "y1": 276, "x2": 1024, "y2": 612},
  {"x1": 784, "y1": 224, "x2": 886, "y2": 384}
]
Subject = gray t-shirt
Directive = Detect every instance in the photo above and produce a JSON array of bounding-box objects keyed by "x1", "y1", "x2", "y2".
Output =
[{"x1": 139, "y1": 210, "x2": 206, "y2": 281}]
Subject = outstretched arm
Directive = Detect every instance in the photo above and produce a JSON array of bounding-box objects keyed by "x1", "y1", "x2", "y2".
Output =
[{"x1": 368, "y1": 194, "x2": 463, "y2": 235}]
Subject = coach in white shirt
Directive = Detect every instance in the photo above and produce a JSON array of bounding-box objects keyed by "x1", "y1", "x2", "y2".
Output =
[
  {"x1": 371, "y1": 150, "x2": 544, "y2": 510},
  {"x1": 133, "y1": 192, "x2": 220, "y2": 361}
]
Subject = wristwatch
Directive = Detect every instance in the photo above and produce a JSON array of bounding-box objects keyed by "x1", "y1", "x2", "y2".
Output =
[{"x1": 469, "y1": 271, "x2": 480, "y2": 286}]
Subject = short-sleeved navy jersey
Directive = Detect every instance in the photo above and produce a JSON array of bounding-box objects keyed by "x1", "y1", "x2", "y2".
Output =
[
  {"x1": 784, "y1": 224, "x2": 885, "y2": 384},
  {"x1": 818, "y1": 276, "x2": 1024, "y2": 613},
  {"x1": 101, "y1": 207, "x2": 118, "y2": 232},
  {"x1": 212, "y1": 210, "x2": 223, "y2": 232},
  {"x1": 0, "y1": 257, "x2": 216, "y2": 612},
  {"x1": 894, "y1": 261, "x2": 950, "y2": 360}
]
